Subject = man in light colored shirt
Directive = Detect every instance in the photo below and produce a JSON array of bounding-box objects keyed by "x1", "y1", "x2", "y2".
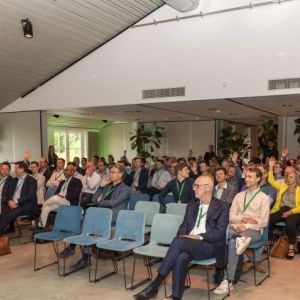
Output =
[
  {"x1": 147, "y1": 160, "x2": 171, "y2": 200},
  {"x1": 30, "y1": 161, "x2": 45, "y2": 206},
  {"x1": 45, "y1": 158, "x2": 65, "y2": 199},
  {"x1": 214, "y1": 166, "x2": 270, "y2": 295},
  {"x1": 80, "y1": 161, "x2": 100, "y2": 210},
  {"x1": 97, "y1": 160, "x2": 110, "y2": 185}
]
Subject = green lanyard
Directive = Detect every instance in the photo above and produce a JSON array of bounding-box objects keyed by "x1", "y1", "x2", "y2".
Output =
[
  {"x1": 104, "y1": 185, "x2": 115, "y2": 199},
  {"x1": 176, "y1": 181, "x2": 185, "y2": 201},
  {"x1": 196, "y1": 207, "x2": 207, "y2": 227},
  {"x1": 243, "y1": 189, "x2": 260, "y2": 212}
]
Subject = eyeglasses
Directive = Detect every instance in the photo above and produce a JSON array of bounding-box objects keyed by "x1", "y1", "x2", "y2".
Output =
[
  {"x1": 110, "y1": 171, "x2": 121, "y2": 174},
  {"x1": 193, "y1": 183, "x2": 210, "y2": 189}
]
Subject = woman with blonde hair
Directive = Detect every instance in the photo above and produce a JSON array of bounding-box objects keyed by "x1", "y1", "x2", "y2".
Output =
[{"x1": 268, "y1": 157, "x2": 300, "y2": 259}]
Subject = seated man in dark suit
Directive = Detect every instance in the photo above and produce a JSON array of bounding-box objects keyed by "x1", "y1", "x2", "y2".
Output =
[
  {"x1": 126, "y1": 157, "x2": 149, "y2": 193},
  {"x1": 39, "y1": 163, "x2": 82, "y2": 228},
  {"x1": 134, "y1": 175, "x2": 229, "y2": 300},
  {"x1": 0, "y1": 161, "x2": 38, "y2": 235}
]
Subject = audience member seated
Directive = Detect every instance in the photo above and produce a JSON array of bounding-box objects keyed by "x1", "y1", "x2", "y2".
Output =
[
  {"x1": 30, "y1": 161, "x2": 45, "y2": 206},
  {"x1": 81, "y1": 157, "x2": 87, "y2": 172},
  {"x1": 159, "y1": 162, "x2": 195, "y2": 207},
  {"x1": 213, "y1": 166, "x2": 270, "y2": 295},
  {"x1": 39, "y1": 157, "x2": 51, "y2": 184},
  {"x1": 147, "y1": 160, "x2": 171, "y2": 200},
  {"x1": 61, "y1": 165, "x2": 130, "y2": 262},
  {"x1": 73, "y1": 156, "x2": 85, "y2": 176},
  {"x1": 107, "y1": 154, "x2": 115, "y2": 169},
  {"x1": 39, "y1": 163, "x2": 82, "y2": 228},
  {"x1": 0, "y1": 161, "x2": 38, "y2": 235},
  {"x1": 45, "y1": 158, "x2": 65, "y2": 199},
  {"x1": 92, "y1": 155, "x2": 99, "y2": 169},
  {"x1": 273, "y1": 161, "x2": 285, "y2": 183},
  {"x1": 126, "y1": 157, "x2": 149, "y2": 193},
  {"x1": 133, "y1": 175, "x2": 229, "y2": 300},
  {"x1": 214, "y1": 167, "x2": 238, "y2": 205},
  {"x1": 258, "y1": 132, "x2": 279, "y2": 163},
  {"x1": 97, "y1": 160, "x2": 110, "y2": 184},
  {"x1": 80, "y1": 161, "x2": 100, "y2": 210},
  {"x1": 0, "y1": 162, "x2": 15, "y2": 232},
  {"x1": 268, "y1": 157, "x2": 300, "y2": 259}
]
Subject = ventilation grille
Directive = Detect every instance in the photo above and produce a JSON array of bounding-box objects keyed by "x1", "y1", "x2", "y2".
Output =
[
  {"x1": 268, "y1": 78, "x2": 300, "y2": 90},
  {"x1": 142, "y1": 87, "x2": 185, "y2": 99}
]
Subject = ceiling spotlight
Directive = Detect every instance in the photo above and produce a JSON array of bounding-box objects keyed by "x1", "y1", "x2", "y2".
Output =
[
  {"x1": 21, "y1": 18, "x2": 33, "y2": 38},
  {"x1": 282, "y1": 104, "x2": 292, "y2": 107}
]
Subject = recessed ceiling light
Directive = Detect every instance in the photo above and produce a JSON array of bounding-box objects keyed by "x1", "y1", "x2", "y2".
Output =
[
  {"x1": 216, "y1": 110, "x2": 221, "y2": 113},
  {"x1": 282, "y1": 104, "x2": 292, "y2": 107},
  {"x1": 195, "y1": 117, "x2": 200, "y2": 120}
]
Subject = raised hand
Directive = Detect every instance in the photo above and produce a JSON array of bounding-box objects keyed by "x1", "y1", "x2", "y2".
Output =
[{"x1": 268, "y1": 156, "x2": 276, "y2": 169}]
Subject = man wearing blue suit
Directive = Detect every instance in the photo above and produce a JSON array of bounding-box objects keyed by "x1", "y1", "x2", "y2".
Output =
[{"x1": 134, "y1": 175, "x2": 229, "y2": 300}]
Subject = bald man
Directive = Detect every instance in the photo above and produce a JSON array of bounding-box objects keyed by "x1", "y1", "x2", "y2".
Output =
[
  {"x1": 39, "y1": 163, "x2": 82, "y2": 228},
  {"x1": 134, "y1": 175, "x2": 229, "y2": 300}
]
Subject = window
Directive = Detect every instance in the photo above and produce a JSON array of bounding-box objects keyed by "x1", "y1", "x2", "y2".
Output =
[{"x1": 53, "y1": 129, "x2": 86, "y2": 162}]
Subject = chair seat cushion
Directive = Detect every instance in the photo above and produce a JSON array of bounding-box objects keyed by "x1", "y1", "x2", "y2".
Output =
[
  {"x1": 63, "y1": 234, "x2": 108, "y2": 246},
  {"x1": 191, "y1": 257, "x2": 216, "y2": 265},
  {"x1": 34, "y1": 231, "x2": 74, "y2": 242},
  {"x1": 96, "y1": 239, "x2": 143, "y2": 252},
  {"x1": 133, "y1": 244, "x2": 169, "y2": 258}
]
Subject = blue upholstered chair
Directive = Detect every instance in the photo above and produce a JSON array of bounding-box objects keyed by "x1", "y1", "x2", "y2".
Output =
[
  {"x1": 128, "y1": 193, "x2": 150, "y2": 210},
  {"x1": 134, "y1": 201, "x2": 160, "y2": 234},
  {"x1": 166, "y1": 202, "x2": 187, "y2": 217},
  {"x1": 246, "y1": 226, "x2": 270, "y2": 286},
  {"x1": 94, "y1": 210, "x2": 146, "y2": 289},
  {"x1": 62, "y1": 207, "x2": 113, "y2": 278},
  {"x1": 33, "y1": 206, "x2": 82, "y2": 272},
  {"x1": 132, "y1": 214, "x2": 183, "y2": 290}
]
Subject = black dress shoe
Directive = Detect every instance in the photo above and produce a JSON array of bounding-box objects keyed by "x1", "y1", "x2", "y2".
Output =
[
  {"x1": 70, "y1": 258, "x2": 91, "y2": 270},
  {"x1": 134, "y1": 285, "x2": 158, "y2": 300},
  {"x1": 59, "y1": 246, "x2": 75, "y2": 258}
]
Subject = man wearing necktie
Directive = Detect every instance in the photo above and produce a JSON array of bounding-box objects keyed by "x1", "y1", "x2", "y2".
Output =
[
  {"x1": 0, "y1": 161, "x2": 37, "y2": 235},
  {"x1": 134, "y1": 175, "x2": 229, "y2": 300}
]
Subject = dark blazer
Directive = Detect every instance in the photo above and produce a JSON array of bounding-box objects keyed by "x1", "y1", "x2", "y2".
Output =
[
  {"x1": 217, "y1": 183, "x2": 238, "y2": 205},
  {"x1": 1, "y1": 176, "x2": 15, "y2": 211},
  {"x1": 56, "y1": 177, "x2": 83, "y2": 206},
  {"x1": 126, "y1": 168, "x2": 149, "y2": 193},
  {"x1": 177, "y1": 198, "x2": 229, "y2": 268},
  {"x1": 3, "y1": 175, "x2": 38, "y2": 216},
  {"x1": 92, "y1": 182, "x2": 130, "y2": 224},
  {"x1": 40, "y1": 168, "x2": 52, "y2": 184}
]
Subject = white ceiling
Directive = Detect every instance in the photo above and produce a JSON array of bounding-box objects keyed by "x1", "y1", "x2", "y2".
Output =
[
  {"x1": 0, "y1": 0, "x2": 164, "y2": 109},
  {"x1": 48, "y1": 93, "x2": 300, "y2": 126}
]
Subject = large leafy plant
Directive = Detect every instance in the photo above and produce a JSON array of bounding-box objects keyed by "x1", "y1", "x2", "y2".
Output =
[
  {"x1": 259, "y1": 119, "x2": 278, "y2": 145},
  {"x1": 219, "y1": 126, "x2": 248, "y2": 158},
  {"x1": 130, "y1": 123, "x2": 164, "y2": 159}
]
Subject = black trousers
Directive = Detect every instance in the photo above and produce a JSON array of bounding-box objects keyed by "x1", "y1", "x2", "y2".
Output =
[
  {"x1": 147, "y1": 187, "x2": 161, "y2": 201},
  {"x1": 269, "y1": 206, "x2": 300, "y2": 244},
  {"x1": 158, "y1": 236, "x2": 215, "y2": 298},
  {"x1": 80, "y1": 192, "x2": 94, "y2": 210}
]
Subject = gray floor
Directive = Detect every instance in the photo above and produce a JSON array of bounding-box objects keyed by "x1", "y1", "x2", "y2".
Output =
[{"x1": 0, "y1": 239, "x2": 299, "y2": 300}]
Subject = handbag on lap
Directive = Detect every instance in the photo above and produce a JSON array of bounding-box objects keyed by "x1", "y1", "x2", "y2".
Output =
[
  {"x1": 0, "y1": 235, "x2": 11, "y2": 256},
  {"x1": 270, "y1": 236, "x2": 289, "y2": 258}
]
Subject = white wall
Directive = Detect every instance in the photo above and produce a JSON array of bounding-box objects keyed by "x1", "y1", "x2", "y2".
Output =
[
  {"x1": 2, "y1": 0, "x2": 300, "y2": 112},
  {"x1": 0, "y1": 111, "x2": 41, "y2": 162}
]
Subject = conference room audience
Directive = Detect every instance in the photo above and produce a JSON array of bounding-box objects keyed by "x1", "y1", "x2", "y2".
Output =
[
  {"x1": 80, "y1": 162, "x2": 100, "y2": 210},
  {"x1": 147, "y1": 160, "x2": 171, "y2": 200},
  {"x1": 268, "y1": 157, "x2": 300, "y2": 259},
  {"x1": 45, "y1": 158, "x2": 65, "y2": 199},
  {"x1": 39, "y1": 157, "x2": 51, "y2": 184},
  {"x1": 30, "y1": 161, "x2": 45, "y2": 206},
  {"x1": 214, "y1": 167, "x2": 238, "y2": 205},
  {"x1": 159, "y1": 161, "x2": 195, "y2": 207},
  {"x1": 48, "y1": 145, "x2": 58, "y2": 170},
  {"x1": 0, "y1": 161, "x2": 38, "y2": 235},
  {"x1": 39, "y1": 163, "x2": 82, "y2": 228}
]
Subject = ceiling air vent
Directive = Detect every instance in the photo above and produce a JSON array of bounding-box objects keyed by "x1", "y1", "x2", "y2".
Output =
[
  {"x1": 268, "y1": 78, "x2": 300, "y2": 90},
  {"x1": 142, "y1": 87, "x2": 185, "y2": 99}
]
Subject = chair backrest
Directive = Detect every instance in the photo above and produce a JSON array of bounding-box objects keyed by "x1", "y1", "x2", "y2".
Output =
[
  {"x1": 128, "y1": 193, "x2": 150, "y2": 210},
  {"x1": 54, "y1": 206, "x2": 82, "y2": 235},
  {"x1": 134, "y1": 201, "x2": 160, "y2": 226},
  {"x1": 82, "y1": 207, "x2": 112, "y2": 239},
  {"x1": 150, "y1": 214, "x2": 183, "y2": 245},
  {"x1": 166, "y1": 203, "x2": 187, "y2": 217},
  {"x1": 153, "y1": 194, "x2": 175, "y2": 204},
  {"x1": 114, "y1": 210, "x2": 146, "y2": 244}
]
